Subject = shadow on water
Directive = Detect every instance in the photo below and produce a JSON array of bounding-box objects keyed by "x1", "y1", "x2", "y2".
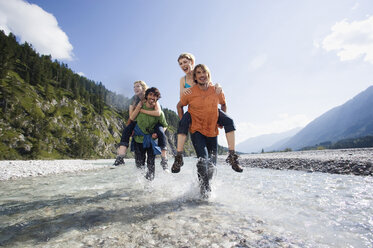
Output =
[
  {"x1": 0, "y1": 190, "x2": 211, "y2": 246},
  {"x1": 0, "y1": 190, "x2": 135, "y2": 216}
]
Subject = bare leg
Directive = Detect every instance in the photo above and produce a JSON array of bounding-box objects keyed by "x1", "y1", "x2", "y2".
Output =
[
  {"x1": 117, "y1": 145, "x2": 128, "y2": 156},
  {"x1": 113, "y1": 145, "x2": 128, "y2": 166},
  {"x1": 225, "y1": 131, "x2": 235, "y2": 151},
  {"x1": 160, "y1": 149, "x2": 169, "y2": 170},
  {"x1": 176, "y1": 134, "x2": 187, "y2": 152}
]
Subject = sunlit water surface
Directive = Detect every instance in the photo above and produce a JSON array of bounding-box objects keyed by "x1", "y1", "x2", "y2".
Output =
[{"x1": 0, "y1": 157, "x2": 372, "y2": 247}]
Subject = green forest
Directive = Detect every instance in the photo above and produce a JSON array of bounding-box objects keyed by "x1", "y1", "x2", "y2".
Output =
[
  {"x1": 0, "y1": 30, "x2": 199, "y2": 160},
  {"x1": 0, "y1": 31, "x2": 130, "y2": 113}
]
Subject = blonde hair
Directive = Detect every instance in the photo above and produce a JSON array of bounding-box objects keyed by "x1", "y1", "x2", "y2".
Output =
[
  {"x1": 193, "y1": 64, "x2": 211, "y2": 82},
  {"x1": 178, "y1": 52, "x2": 195, "y2": 64},
  {"x1": 133, "y1": 80, "x2": 148, "y2": 91}
]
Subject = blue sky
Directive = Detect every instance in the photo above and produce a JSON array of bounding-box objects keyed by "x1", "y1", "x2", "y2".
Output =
[{"x1": 1, "y1": 0, "x2": 373, "y2": 146}]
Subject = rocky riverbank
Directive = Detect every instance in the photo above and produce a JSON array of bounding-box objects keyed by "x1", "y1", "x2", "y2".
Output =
[
  {"x1": 0, "y1": 159, "x2": 117, "y2": 181},
  {"x1": 231, "y1": 148, "x2": 373, "y2": 176},
  {"x1": 1, "y1": 148, "x2": 372, "y2": 181}
]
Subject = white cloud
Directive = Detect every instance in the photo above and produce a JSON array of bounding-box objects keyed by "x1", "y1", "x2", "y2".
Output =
[
  {"x1": 248, "y1": 54, "x2": 267, "y2": 71},
  {"x1": 218, "y1": 113, "x2": 311, "y2": 147},
  {"x1": 322, "y1": 16, "x2": 373, "y2": 64},
  {"x1": 77, "y1": 72, "x2": 85, "y2": 77},
  {"x1": 0, "y1": 0, "x2": 73, "y2": 60}
]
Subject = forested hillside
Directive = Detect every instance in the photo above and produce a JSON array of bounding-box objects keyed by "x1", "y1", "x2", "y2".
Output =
[{"x1": 0, "y1": 31, "x2": 197, "y2": 160}]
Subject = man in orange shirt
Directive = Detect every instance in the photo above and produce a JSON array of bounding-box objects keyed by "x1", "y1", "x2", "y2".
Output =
[{"x1": 173, "y1": 64, "x2": 243, "y2": 197}]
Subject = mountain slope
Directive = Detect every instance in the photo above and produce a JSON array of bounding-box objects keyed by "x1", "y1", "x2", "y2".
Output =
[
  {"x1": 0, "y1": 70, "x2": 194, "y2": 159},
  {"x1": 236, "y1": 127, "x2": 302, "y2": 153},
  {"x1": 264, "y1": 128, "x2": 301, "y2": 151},
  {"x1": 280, "y1": 85, "x2": 373, "y2": 150},
  {"x1": 0, "y1": 31, "x2": 197, "y2": 159},
  {"x1": 0, "y1": 71, "x2": 120, "y2": 159}
]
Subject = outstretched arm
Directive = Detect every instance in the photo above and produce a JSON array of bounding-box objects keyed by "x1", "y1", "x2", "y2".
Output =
[
  {"x1": 140, "y1": 101, "x2": 161, "y2": 116},
  {"x1": 176, "y1": 101, "x2": 185, "y2": 119},
  {"x1": 180, "y1": 77, "x2": 192, "y2": 98},
  {"x1": 129, "y1": 104, "x2": 135, "y2": 117},
  {"x1": 129, "y1": 100, "x2": 143, "y2": 121},
  {"x1": 220, "y1": 103, "x2": 227, "y2": 113},
  {"x1": 214, "y1": 83, "x2": 222, "y2": 94}
]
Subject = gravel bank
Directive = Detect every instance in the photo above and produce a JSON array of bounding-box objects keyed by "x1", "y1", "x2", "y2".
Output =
[
  {"x1": 1, "y1": 148, "x2": 372, "y2": 181},
  {"x1": 228, "y1": 148, "x2": 373, "y2": 176},
  {"x1": 0, "y1": 159, "x2": 118, "y2": 181}
]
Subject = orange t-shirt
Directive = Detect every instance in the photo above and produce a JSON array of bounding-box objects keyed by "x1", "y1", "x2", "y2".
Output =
[{"x1": 180, "y1": 84, "x2": 226, "y2": 137}]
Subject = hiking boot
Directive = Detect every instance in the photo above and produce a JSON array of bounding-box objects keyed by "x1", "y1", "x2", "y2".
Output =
[
  {"x1": 207, "y1": 162, "x2": 216, "y2": 180},
  {"x1": 113, "y1": 156, "x2": 125, "y2": 166},
  {"x1": 226, "y1": 153, "x2": 243, "y2": 173},
  {"x1": 145, "y1": 171, "x2": 154, "y2": 181},
  {"x1": 160, "y1": 157, "x2": 168, "y2": 170},
  {"x1": 171, "y1": 154, "x2": 184, "y2": 173},
  {"x1": 200, "y1": 182, "x2": 211, "y2": 199}
]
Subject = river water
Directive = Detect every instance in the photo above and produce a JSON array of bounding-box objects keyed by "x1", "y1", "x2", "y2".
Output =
[{"x1": 0, "y1": 157, "x2": 372, "y2": 247}]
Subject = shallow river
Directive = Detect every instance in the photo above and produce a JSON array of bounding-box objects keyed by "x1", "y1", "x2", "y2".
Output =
[{"x1": 0, "y1": 157, "x2": 372, "y2": 247}]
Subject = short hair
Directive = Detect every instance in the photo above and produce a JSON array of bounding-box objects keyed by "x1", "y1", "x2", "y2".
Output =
[
  {"x1": 178, "y1": 52, "x2": 195, "y2": 64},
  {"x1": 145, "y1": 87, "x2": 161, "y2": 100},
  {"x1": 193, "y1": 64, "x2": 211, "y2": 82},
  {"x1": 134, "y1": 80, "x2": 148, "y2": 91}
]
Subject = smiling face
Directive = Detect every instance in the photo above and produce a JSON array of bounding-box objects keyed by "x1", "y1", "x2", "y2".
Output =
[
  {"x1": 145, "y1": 92, "x2": 158, "y2": 108},
  {"x1": 178, "y1": 57, "x2": 194, "y2": 75},
  {"x1": 144, "y1": 87, "x2": 161, "y2": 108},
  {"x1": 193, "y1": 65, "x2": 210, "y2": 87},
  {"x1": 133, "y1": 82, "x2": 145, "y2": 97}
]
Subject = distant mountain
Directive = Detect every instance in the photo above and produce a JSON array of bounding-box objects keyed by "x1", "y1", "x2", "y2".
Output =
[
  {"x1": 236, "y1": 127, "x2": 302, "y2": 153},
  {"x1": 264, "y1": 129, "x2": 301, "y2": 152},
  {"x1": 280, "y1": 85, "x2": 373, "y2": 150}
]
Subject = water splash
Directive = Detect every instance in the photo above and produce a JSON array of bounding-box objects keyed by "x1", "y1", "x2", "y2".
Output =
[{"x1": 0, "y1": 157, "x2": 372, "y2": 247}]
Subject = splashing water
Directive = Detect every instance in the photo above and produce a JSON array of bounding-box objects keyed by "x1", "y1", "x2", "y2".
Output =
[{"x1": 0, "y1": 157, "x2": 372, "y2": 247}]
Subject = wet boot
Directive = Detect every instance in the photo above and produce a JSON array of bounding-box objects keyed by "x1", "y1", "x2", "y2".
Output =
[
  {"x1": 171, "y1": 152, "x2": 184, "y2": 173},
  {"x1": 160, "y1": 157, "x2": 168, "y2": 170},
  {"x1": 145, "y1": 171, "x2": 155, "y2": 181},
  {"x1": 113, "y1": 156, "x2": 125, "y2": 166},
  {"x1": 207, "y1": 161, "x2": 216, "y2": 180},
  {"x1": 145, "y1": 163, "x2": 155, "y2": 181},
  {"x1": 197, "y1": 159, "x2": 211, "y2": 199},
  {"x1": 226, "y1": 151, "x2": 243, "y2": 173}
]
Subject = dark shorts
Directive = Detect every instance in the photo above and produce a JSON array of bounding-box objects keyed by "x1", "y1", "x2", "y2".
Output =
[
  {"x1": 177, "y1": 109, "x2": 236, "y2": 135},
  {"x1": 119, "y1": 121, "x2": 167, "y2": 150}
]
